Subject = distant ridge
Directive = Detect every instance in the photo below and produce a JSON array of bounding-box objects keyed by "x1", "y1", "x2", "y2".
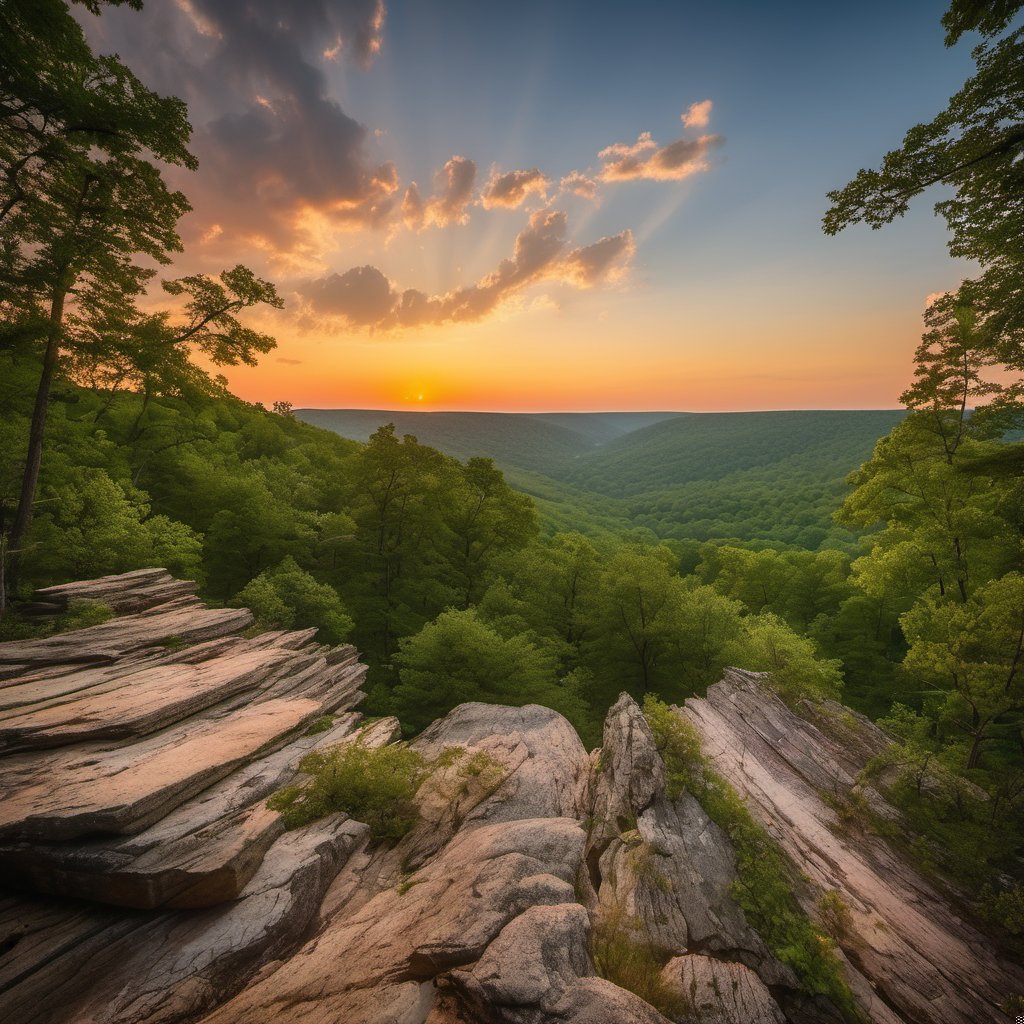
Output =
[
  {"x1": 296, "y1": 407, "x2": 906, "y2": 549},
  {"x1": 295, "y1": 409, "x2": 680, "y2": 475}
]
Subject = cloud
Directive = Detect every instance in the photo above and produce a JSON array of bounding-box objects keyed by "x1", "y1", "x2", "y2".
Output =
[
  {"x1": 403, "y1": 156, "x2": 478, "y2": 229},
  {"x1": 598, "y1": 131, "x2": 723, "y2": 183},
  {"x1": 559, "y1": 171, "x2": 599, "y2": 201},
  {"x1": 598, "y1": 132, "x2": 657, "y2": 161},
  {"x1": 303, "y1": 209, "x2": 634, "y2": 330},
  {"x1": 559, "y1": 231, "x2": 635, "y2": 286},
  {"x1": 481, "y1": 167, "x2": 550, "y2": 209},
  {"x1": 79, "y1": 1, "x2": 392, "y2": 249},
  {"x1": 276, "y1": 357, "x2": 303, "y2": 364},
  {"x1": 305, "y1": 265, "x2": 396, "y2": 324},
  {"x1": 682, "y1": 99, "x2": 713, "y2": 128}
]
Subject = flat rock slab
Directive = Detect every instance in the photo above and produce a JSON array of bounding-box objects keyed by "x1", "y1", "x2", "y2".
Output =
[
  {"x1": 0, "y1": 814, "x2": 367, "y2": 1024},
  {"x1": 0, "y1": 696, "x2": 322, "y2": 842},
  {"x1": 0, "y1": 646, "x2": 303, "y2": 753},
  {"x1": 0, "y1": 599, "x2": 253, "y2": 674},
  {"x1": 0, "y1": 714, "x2": 367, "y2": 908},
  {"x1": 30, "y1": 568, "x2": 197, "y2": 615}
]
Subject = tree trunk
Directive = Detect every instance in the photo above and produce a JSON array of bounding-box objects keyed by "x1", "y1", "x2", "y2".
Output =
[{"x1": 5, "y1": 286, "x2": 66, "y2": 599}]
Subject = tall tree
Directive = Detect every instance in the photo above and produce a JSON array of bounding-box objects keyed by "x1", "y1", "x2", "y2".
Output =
[{"x1": 0, "y1": 2, "x2": 280, "y2": 606}]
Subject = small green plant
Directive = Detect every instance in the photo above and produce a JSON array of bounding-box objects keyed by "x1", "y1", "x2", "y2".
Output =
[
  {"x1": 980, "y1": 884, "x2": 1024, "y2": 935},
  {"x1": 306, "y1": 714, "x2": 335, "y2": 735},
  {"x1": 817, "y1": 890, "x2": 854, "y2": 940},
  {"x1": 0, "y1": 600, "x2": 115, "y2": 642},
  {"x1": 590, "y1": 901, "x2": 689, "y2": 1020},
  {"x1": 1002, "y1": 994, "x2": 1024, "y2": 1015},
  {"x1": 430, "y1": 745, "x2": 465, "y2": 769},
  {"x1": 396, "y1": 875, "x2": 424, "y2": 896},
  {"x1": 632, "y1": 846, "x2": 673, "y2": 894},
  {"x1": 268, "y1": 741, "x2": 427, "y2": 842}
]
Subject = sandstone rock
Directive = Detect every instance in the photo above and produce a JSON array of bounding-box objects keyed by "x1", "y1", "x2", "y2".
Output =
[
  {"x1": 0, "y1": 814, "x2": 367, "y2": 1024},
  {"x1": 202, "y1": 817, "x2": 589, "y2": 1024},
  {"x1": 584, "y1": 693, "x2": 791, "y2": 997},
  {"x1": 0, "y1": 696, "x2": 325, "y2": 841},
  {"x1": 446, "y1": 903, "x2": 672, "y2": 1023},
  {"x1": 683, "y1": 668, "x2": 1024, "y2": 1024},
  {"x1": 659, "y1": 954, "x2": 786, "y2": 1024},
  {"x1": 2, "y1": 571, "x2": 1020, "y2": 1024},
  {"x1": 0, "y1": 597, "x2": 253, "y2": 676},
  {"x1": 414, "y1": 702, "x2": 591, "y2": 823},
  {"x1": 0, "y1": 645, "x2": 308, "y2": 752},
  {"x1": 29, "y1": 568, "x2": 197, "y2": 615}
]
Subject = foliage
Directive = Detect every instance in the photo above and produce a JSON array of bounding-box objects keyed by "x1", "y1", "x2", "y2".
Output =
[
  {"x1": 232, "y1": 556, "x2": 354, "y2": 644},
  {"x1": 981, "y1": 884, "x2": 1024, "y2": 936},
  {"x1": 0, "y1": 598, "x2": 113, "y2": 642},
  {"x1": 901, "y1": 573, "x2": 1024, "y2": 770},
  {"x1": 824, "y1": 2, "x2": 1024, "y2": 376},
  {"x1": 268, "y1": 741, "x2": 427, "y2": 842},
  {"x1": 731, "y1": 613, "x2": 843, "y2": 704},
  {"x1": 306, "y1": 408, "x2": 905, "y2": 550},
  {"x1": 392, "y1": 608, "x2": 583, "y2": 734},
  {"x1": 590, "y1": 900, "x2": 689, "y2": 1020}
]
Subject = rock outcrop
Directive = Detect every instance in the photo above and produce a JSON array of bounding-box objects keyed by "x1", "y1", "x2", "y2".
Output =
[
  {"x1": 684, "y1": 668, "x2": 1024, "y2": 1024},
  {"x1": 1, "y1": 572, "x2": 1021, "y2": 1024}
]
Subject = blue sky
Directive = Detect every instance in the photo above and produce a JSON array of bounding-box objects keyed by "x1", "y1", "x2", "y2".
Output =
[{"x1": 82, "y1": 0, "x2": 980, "y2": 410}]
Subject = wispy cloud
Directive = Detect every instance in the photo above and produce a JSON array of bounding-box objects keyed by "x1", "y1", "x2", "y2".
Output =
[
  {"x1": 402, "y1": 155, "x2": 477, "y2": 229},
  {"x1": 481, "y1": 167, "x2": 550, "y2": 209},
  {"x1": 682, "y1": 99, "x2": 713, "y2": 128},
  {"x1": 597, "y1": 107, "x2": 723, "y2": 183},
  {"x1": 559, "y1": 171, "x2": 599, "y2": 201},
  {"x1": 303, "y1": 210, "x2": 633, "y2": 330}
]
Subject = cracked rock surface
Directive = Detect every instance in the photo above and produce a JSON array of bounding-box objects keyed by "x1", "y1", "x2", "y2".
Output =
[{"x1": 1, "y1": 573, "x2": 1021, "y2": 1024}]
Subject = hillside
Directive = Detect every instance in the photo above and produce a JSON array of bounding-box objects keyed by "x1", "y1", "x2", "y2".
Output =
[
  {"x1": 296, "y1": 409, "x2": 679, "y2": 477},
  {"x1": 298, "y1": 408, "x2": 906, "y2": 549}
]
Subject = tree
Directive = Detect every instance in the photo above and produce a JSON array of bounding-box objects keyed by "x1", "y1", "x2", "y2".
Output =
[
  {"x1": 730, "y1": 613, "x2": 843, "y2": 704},
  {"x1": 584, "y1": 544, "x2": 687, "y2": 702},
  {"x1": 446, "y1": 457, "x2": 537, "y2": 608},
  {"x1": 232, "y1": 556, "x2": 353, "y2": 644},
  {"x1": 346, "y1": 425, "x2": 459, "y2": 667},
  {"x1": 839, "y1": 415, "x2": 1011, "y2": 606},
  {"x1": 824, "y1": 1, "x2": 1024, "y2": 382},
  {"x1": 0, "y1": 2, "x2": 281, "y2": 609},
  {"x1": 392, "y1": 608, "x2": 567, "y2": 733},
  {"x1": 0, "y1": 1, "x2": 194, "y2": 595},
  {"x1": 478, "y1": 531, "x2": 600, "y2": 669},
  {"x1": 902, "y1": 573, "x2": 1024, "y2": 770},
  {"x1": 672, "y1": 583, "x2": 746, "y2": 690}
]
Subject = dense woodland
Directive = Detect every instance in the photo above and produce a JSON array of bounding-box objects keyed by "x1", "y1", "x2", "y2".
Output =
[
  {"x1": 1, "y1": 0, "x2": 1023, "y2": 957},
  {"x1": 300, "y1": 407, "x2": 906, "y2": 550}
]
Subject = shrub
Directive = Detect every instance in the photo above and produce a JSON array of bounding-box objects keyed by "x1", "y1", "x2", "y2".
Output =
[
  {"x1": 233, "y1": 556, "x2": 353, "y2": 643},
  {"x1": 0, "y1": 600, "x2": 115, "y2": 642},
  {"x1": 590, "y1": 901, "x2": 689, "y2": 1020},
  {"x1": 268, "y1": 741, "x2": 426, "y2": 841}
]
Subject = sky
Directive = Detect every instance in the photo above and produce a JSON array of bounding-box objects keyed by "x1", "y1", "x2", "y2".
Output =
[{"x1": 81, "y1": 0, "x2": 978, "y2": 412}]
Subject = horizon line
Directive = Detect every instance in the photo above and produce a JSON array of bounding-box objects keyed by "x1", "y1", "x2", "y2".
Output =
[{"x1": 293, "y1": 406, "x2": 908, "y2": 415}]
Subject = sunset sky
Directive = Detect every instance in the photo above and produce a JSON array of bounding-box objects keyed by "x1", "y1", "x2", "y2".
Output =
[{"x1": 82, "y1": 0, "x2": 976, "y2": 412}]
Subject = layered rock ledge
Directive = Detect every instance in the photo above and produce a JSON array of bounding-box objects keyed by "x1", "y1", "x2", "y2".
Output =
[{"x1": 1, "y1": 572, "x2": 1020, "y2": 1024}]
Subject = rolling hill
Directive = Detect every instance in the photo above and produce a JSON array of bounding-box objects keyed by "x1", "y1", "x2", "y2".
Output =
[{"x1": 296, "y1": 408, "x2": 905, "y2": 550}]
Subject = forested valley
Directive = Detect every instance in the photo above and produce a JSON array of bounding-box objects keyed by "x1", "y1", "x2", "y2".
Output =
[{"x1": 1, "y1": 0, "x2": 1023, "y2": 973}]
